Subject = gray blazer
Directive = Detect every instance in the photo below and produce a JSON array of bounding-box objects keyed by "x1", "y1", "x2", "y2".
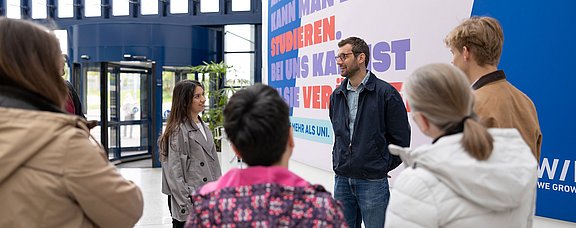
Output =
[{"x1": 161, "y1": 118, "x2": 221, "y2": 221}]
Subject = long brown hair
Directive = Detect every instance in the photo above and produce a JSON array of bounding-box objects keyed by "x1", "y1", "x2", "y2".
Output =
[
  {"x1": 0, "y1": 17, "x2": 67, "y2": 107},
  {"x1": 159, "y1": 80, "x2": 204, "y2": 161},
  {"x1": 406, "y1": 63, "x2": 493, "y2": 160}
]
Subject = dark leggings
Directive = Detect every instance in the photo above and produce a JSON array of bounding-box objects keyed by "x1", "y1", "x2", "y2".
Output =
[{"x1": 168, "y1": 195, "x2": 186, "y2": 228}]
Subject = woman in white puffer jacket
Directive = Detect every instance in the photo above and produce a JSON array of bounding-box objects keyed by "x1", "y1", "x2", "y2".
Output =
[{"x1": 385, "y1": 63, "x2": 537, "y2": 228}]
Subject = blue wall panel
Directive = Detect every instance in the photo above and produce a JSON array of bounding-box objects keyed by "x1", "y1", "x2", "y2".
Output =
[
  {"x1": 69, "y1": 22, "x2": 221, "y2": 65},
  {"x1": 472, "y1": 1, "x2": 576, "y2": 222}
]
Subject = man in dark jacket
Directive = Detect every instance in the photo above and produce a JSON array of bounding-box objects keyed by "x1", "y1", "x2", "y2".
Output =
[
  {"x1": 61, "y1": 54, "x2": 86, "y2": 119},
  {"x1": 329, "y1": 37, "x2": 411, "y2": 228}
]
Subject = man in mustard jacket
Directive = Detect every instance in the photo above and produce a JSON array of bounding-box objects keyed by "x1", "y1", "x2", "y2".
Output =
[{"x1": 445, "y1": 16, "x2": 542, "y2": 161}]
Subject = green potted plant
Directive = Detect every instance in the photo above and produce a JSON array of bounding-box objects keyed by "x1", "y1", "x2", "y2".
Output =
[{"x1": 189, "y1": 61, "x2": 248, "y2": 151}]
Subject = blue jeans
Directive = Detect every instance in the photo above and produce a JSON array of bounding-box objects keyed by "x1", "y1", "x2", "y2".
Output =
[{"x1": 334, "y1": 175, "x2": 389, "y2": 228}]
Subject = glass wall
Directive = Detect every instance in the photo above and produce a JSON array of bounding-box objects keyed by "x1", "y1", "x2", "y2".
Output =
[
  {"x1": 161, "y1": 67, "x2": 193, "y2": 133},
  {"x1": 170, "y1": 0, "x2": 188, "y2": 14},
  {"x1": 141, "y1": 0, "x2": 159, "y2": 15},
  {"x1": 7, "y1": 0, "x2": 21, "y2": 19},
  {"x1": 58, "y1": 0, "x2": 74, "y2": 18},
  {"x1": 113, "y1": 0, "x2": 130, "y2": 16},
  {"x1": 200, "y1": 0, "x2": 219, "y2": 13},
  {"x1": 232, "y1": 0, "x2": 250, "y2": 11},
  {"x1": 162, "y1": 71, "x2": 176, "y2": 122},
  {"x1": 32, "y1": 0, "x2": 47, "y2": 19},
  {"x1": 85, "y1": 0, "x2": 102, "y2": 17},
  {"x1": 224, "y1": 24, "x2": 254, "y2": 87},
  {"x1": 21, "y1": 0, "x2": 256, "y2": 18}
]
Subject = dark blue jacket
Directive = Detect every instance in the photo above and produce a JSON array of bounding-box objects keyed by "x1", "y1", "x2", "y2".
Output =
[{"x1": 329, "y1": 71, "x2": 411, "y2": 179}]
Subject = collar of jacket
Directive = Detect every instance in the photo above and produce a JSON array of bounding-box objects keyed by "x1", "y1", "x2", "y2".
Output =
[
  {"x1": 472, "y1": 70, "x2": 506, "y2": 90},
  {"x1": 182, "y1": 117, "x2": 213, "y2": 157},
  {"x1": 0, "y1": 85, "x2": 64, "y2": 114},
  {"x1": 334, "y1": 70, "x2": 376, "y2": 95},
  {"x1": 185, "y1": 116, "x2": 206, "y2": 131},
  {"x1": 199, "y1": 166, "x2": 310, "y2": 195}
]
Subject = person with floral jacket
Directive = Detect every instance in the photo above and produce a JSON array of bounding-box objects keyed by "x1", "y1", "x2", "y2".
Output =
[{"x1": 185, "y1": 84, "x2": 347, "y2": 227}]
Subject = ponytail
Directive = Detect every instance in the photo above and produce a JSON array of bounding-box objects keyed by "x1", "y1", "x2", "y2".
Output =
[
  {"x1": 461, "y1": 117, "x2": 493, "y2": 160},
  {"x1": 406, "y1": 63, "x2": 494, "y2": 161}
]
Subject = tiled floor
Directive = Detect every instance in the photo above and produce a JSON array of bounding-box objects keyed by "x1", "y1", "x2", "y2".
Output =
[
  {"x1": 117, "y1": 161, "x2": 576, "y2": 228},
  {"x1": 118, "y1": 168, "x2": 172, "y2": 228},
  {"x1": 116, "y1": 156, "x2": 336, "y2": 228},
  {"x1": 117, "y1": 159, "x2": 153, "y2": 168}
]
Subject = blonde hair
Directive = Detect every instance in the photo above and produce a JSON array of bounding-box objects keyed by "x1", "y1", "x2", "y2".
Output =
[
  {"x1": 444, "y1": 16, "x2": 504, "y2": 67},
  {"x1": 406, "y1": 63, "x2": 493, "y2": 160},
  {"x1": 0, "y1": 17, "x2": 67, "y2": 107}
]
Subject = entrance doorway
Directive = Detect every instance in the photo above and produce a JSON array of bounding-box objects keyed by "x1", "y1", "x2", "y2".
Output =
[{"x1": 77, "y1": 61, "x2": 155, "y2": 163}]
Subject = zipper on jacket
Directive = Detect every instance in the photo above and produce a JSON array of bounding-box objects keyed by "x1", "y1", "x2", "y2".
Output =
[
  {"x1": 348, "y1": 87, "x2": 368, "y2": 154},
  {"x1": 349, "y1": 143, "x2": 352, "y2": 154},
  {"x1": 340, "y1": 85, "x2": 352, "y2": 154},
  {"x1": 340, "y1": 89, "x2": 353, "y2": 155}
]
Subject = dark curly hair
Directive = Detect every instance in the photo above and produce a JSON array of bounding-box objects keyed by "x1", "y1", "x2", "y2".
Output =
[
  {"x1": 223, "y1": 84, "x2": 290, "y2": 166},
  {"x1": 338, "y1": 37, "x2": 370, "y2": 68}
]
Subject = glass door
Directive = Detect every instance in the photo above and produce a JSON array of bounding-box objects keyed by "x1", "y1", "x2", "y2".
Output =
[
  {"x1": 81, "y1": 62, "x2": 108, "y2": 156},
  {"x1": 109, "y1": 62, "x2": 152, "y2": 160},
  {"x1": 161, "y1": 67, "x2": 194, "y2": 132},
  {"x1": 80, "y1": 61, "x2": 154, "y2": 162}
]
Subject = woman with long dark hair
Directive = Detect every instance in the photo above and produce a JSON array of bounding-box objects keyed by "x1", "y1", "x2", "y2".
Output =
[{"x1": 160, "y1": 80, "x2": 221, "y2": 228}]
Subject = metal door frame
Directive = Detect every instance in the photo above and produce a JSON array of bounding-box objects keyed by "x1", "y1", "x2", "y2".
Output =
[{"x1": 75, "y1": 61, "x2": 156, "y2": 163}]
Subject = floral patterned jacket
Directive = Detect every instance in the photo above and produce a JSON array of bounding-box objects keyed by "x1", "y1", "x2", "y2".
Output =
[{"x1": 184, "y1": 166, "x2": 348, "y2": 227}]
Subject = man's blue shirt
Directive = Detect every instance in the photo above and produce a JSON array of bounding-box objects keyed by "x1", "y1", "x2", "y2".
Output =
[{"x1": 346, "y1": 71, "x2": 371, "y2": 141}]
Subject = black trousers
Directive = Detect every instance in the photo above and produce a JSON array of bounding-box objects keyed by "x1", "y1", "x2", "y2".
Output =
[{"x1": 167, "y1": 195, "x2": 186, "y2": 228}]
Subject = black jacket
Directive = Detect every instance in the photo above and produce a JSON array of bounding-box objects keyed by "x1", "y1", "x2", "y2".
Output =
[
  {"x1": 65, "y1": 80, "x2": 86, "y2": 119},
  {"x1": 329, "y1": 71, "x2": 411, "y2": 179}
]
